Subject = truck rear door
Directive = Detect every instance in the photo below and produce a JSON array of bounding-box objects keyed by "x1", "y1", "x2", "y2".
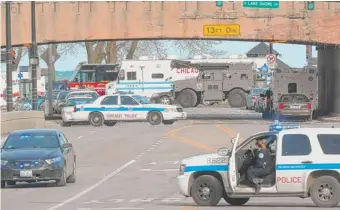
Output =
[{"x1": 202, "y1": 71, "x2": 224, "y2": 101}]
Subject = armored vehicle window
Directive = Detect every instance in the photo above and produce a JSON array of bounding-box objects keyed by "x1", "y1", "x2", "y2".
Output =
[
  {"x1": 282, "y1": 134, "x2": 311, "y2": 156},
  {"x1": 101, "y1": 96, "x2": 118, "y2": 105},
  {"x1": 224, "y1": 73, "x2": 232, "y2": 79},
  {"x1": 317, "y1": 134, "x2": 340, "y2": 155},
  {"x1": 288, "y1": 83, "x2": 297, "y2": 93},
  {"x1": 127, "y1": 72, "x2": 137, "y2": 80},
  {"x1": 152, "y1": 73, "x2": 164, "y2": 79},
  {"x1": 202, "y1": 73, "x2": 211, "y2": 80},
  {"x1": 240, "y1": 74, "x2": 248, "y2": 79}
]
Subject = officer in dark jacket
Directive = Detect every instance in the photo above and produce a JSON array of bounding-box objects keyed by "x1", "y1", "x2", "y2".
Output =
[{"x1": 247, "y1": 138, "x2": 272, "y2": 193}]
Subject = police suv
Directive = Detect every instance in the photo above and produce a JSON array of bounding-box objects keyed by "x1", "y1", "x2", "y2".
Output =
[
  {"x1": 64, "y1": 93, "x2": 187, "y2": 126},
  {"x1": 177, "y1": 122, "x2": 340, "y2": 207}
]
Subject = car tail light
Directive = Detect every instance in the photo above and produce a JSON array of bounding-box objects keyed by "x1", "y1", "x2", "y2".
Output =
[
  {"x1": 73, "y1": 106, "x2": 77, "y2": 112},
  {"x1": 251, "y1": 96, "x2": 256, "y2": 100},
  {"x1": 279, "y1": 104, "x2": 285, "y2": 109},
  {"x1": 307, "y1": 103, "x2": 311, "y2": 109}
]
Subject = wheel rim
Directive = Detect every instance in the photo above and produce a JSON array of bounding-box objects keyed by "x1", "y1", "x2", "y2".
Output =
[
  {"x1": 161, "y1": 97, "x2": 170, "y2": 104},
  {"x1": 197, "y1": 183, "x2": 212, "y2": 200},
  {"x1": 151, "y1": 114, "x2": 159, "y2": 123},
  {"x1": 92, "y1": 114, "x2": 101, "y2": 125},
  {"x1": 231, "y1": 94, "x2": 242, "y2": 105},
  {"x1": 317, "y1": 183, "x2": 334, "y2": 201}
]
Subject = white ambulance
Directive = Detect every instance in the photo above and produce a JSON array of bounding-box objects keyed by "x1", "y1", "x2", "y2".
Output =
[{"x1": 105, "y1": 56, "x2": 199, "y2": 97}]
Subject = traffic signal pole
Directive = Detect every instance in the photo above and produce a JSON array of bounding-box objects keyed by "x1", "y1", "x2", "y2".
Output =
[
  {"x1": 6, "y1": 2, "x2": 13, "y2": 112},
  {"x1": 31, "y1": 1, "x2": 38, "y2": 110}
]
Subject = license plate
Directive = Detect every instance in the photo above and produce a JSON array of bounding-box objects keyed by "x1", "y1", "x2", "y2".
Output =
[
  {"x1": 20, "y1": 170, "x2": 33, "y2": 178},
  {"x1": 291, "y1": 105, "x2": 300, "y2": 109}
]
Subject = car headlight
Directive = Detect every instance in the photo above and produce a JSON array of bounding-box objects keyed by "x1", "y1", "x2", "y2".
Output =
[
  {"x1": 164, "y1": 108, "x2": 176, "y2": 112},
  {"x1": 1, "y1": 160, "x2": 8, "y2": 165},
  {"x1": 179, "y1": 164, "x2": 186, "y2": 175},
  {"x1": 45, "y1": 157, "x2": 62, "y2": 164}
]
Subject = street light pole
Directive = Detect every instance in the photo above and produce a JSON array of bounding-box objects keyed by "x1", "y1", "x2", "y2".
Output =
[
  {"x1": 6, "y1": 2, "x2": 13, "y2": 112},
  {"x1": 30, "y1": 1, "x2": 39, "y2": 110}
]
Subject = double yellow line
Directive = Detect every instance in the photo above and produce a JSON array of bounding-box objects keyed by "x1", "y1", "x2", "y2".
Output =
[
  {"x1": 166, "y1": 121, "x2": 242, "y2": 152},
  {"x1": 180, "y1": 207, "x2": 199, "y2": 210}
]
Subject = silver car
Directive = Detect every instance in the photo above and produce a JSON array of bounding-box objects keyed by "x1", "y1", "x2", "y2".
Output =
[
  {"x1": 61, "y1": 96, "x2": 95, "y2": 127},
  {"x1": 276, "y1": 93, "x2": 313, "y2": 120}
]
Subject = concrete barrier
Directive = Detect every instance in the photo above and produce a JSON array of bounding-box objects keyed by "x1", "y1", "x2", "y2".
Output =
[{"x1": 1, "y1": 111, "x2": 46, "y2": 136}]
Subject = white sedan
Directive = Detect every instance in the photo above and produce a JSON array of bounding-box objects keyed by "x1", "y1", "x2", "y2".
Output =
[{"x1": 66, "y1": 94, "x2": 187, "y2": 126}]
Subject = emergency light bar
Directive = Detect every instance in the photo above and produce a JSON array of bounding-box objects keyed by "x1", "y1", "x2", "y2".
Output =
[{"x1": 269, "y1": 120, "x2": 300, "y2": 132}]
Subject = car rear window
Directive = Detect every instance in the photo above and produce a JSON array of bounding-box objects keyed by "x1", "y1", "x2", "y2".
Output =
[
  {"x1": 317, "y1": 134, "x2": 340, "y2": 155},
  {"x1": 279, "y1": 94, "x2": 309, "y2": 103}
]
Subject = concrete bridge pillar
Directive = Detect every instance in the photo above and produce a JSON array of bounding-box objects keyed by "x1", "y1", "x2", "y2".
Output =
[{"x1": 317, "y1": 47, "x2": 340, "y2": 115}]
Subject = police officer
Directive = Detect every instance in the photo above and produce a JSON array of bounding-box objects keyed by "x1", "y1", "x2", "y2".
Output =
[{"x1": 247, "y1": 138, "x2": 272, "y2": 193}]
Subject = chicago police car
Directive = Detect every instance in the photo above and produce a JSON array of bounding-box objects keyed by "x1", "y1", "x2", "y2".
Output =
[
  {"x1": 177, "y1": 121, "x2": 340, "y2": 207},
  {"x1": 67, "y1": 94, "x2": 187, "y2": 126}
]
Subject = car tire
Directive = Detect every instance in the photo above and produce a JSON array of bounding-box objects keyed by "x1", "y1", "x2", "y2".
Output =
[
  {"x1": 104, "y1": 121, "x2": 117, "y2": 127},
  {"x1": 228, "y1": 89, "x2": 246, "y2": 108},
  {"x1": 61, "y1": 122, "x2": 71, "y2": 127},
  {"x1": 190, "y1": 175, "x2": 223, "y2": 206},
  {"x1": 160, "y1": 96, "x2": 172, "y2": 105},
  {"x1": 163, "y1": 120, "x2": 175, "y2": 125},
  {"x1": 1, "y1": 181, "x2": 5, "y2": 188},
  {"x1": 66, "y1": 160, "x2": 76, "y2": 183},
  {"x1": 6, "y1": 181, "x2": 16, "y2": 186},
  {"x1": 147, "y1": 111, "x2": 163, "y2": 125},
  {"x1": 223, "y1": 195, "x2": 250, "y2": 206},
  {"x1": 55, "y1": 166, "x2": 67, "y2": 187},
  {"x1": 178, "y1": 89, "x2": 197, "y2": 108},
  {"x1": 89, "y1": 112, "x2": 104, "y2": 127},
  {"x1": 310, "y1": 176, "x2": 340, "y2": 207}
]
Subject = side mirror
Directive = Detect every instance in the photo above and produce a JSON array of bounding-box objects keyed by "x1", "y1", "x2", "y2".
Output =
[
  {"x1": 260, "y1": 94, "x2": 265, "y2": 97},
  {"x1": 62, "y1": 143, "x2": 72, "y2": 148},
  {"x1": 217, "y1": 147, "x2": 229, "y2": 156},
  {"x1": 231, "y1": 137, "x2": 236, "y2": 144}
]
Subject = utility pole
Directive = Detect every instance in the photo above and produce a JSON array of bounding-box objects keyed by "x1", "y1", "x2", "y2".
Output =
[
  {"x1": 6, "y1": 2, "x2": 13, "y2": 112},
  {"x1": 48, "y1": 45, "x2": 53, "y2": 116},
  {"x1": 29, "y1": 1, "x2": 39, "y2": 110},
  {"x1": 269, "y1": 43, "x2": 273, "y2": 54}
]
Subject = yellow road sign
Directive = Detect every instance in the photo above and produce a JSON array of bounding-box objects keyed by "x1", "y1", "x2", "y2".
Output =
[{"x1": 203, "y1": 24, "x2": 240, "y2": 36}]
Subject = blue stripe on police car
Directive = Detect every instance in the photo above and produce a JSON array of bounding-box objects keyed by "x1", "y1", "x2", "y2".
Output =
[{"x1": 76, "y1": 107, "x2": 166, "y2": 112}]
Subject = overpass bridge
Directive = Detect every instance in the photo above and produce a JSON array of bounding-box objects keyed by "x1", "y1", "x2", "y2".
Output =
[{"x1": 1, "y1": 1, "x2": 340, "y2": 114}]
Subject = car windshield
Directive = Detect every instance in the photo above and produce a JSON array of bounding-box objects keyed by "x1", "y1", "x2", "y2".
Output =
[
  {"x1": 3, "y1": 133, "x2": 59, "y2": 149},
  {"x1": 45, "y1": 92, "x2": 59, "y2": 100},
  {"x1": 58, "y1": 91, "x2": 69, "y2": 100},
  {"x1": 69, "y1": 92, "x2": 98, "y2": 100},
  {"x1": 65, "y1": 98, "x2": 94, "y2": 106},
  {"x1": 132, "y1": 95, "x2": 151, "y2": 104},
  {"x1": 251, "y1": 88, "x2": 263, "y2": 94},
  {"x1": 279, "y1": 94, "x2": 310, "y2": 103}
]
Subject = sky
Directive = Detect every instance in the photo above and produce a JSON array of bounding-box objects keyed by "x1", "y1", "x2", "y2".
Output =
[{"x1": 1, "y1": 41, "x2": 317, "y2": 72}]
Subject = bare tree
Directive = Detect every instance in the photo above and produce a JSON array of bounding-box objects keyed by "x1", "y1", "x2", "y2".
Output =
[{"x1": 13, "y1": 47, "x2": 28, "y2": 71}]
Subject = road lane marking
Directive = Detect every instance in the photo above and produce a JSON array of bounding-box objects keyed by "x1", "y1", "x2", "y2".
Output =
[
  {"x1": 215, "y1": 124, "x2": 244, "y2": 141},
  {"x1": 78, "y1": 136, "x2": 83, "y2": 139},
  {"x1": 46, "y1": 159, "x2": 136, "y2": 210},
  {"x1": 166, "y1": 125, "x2": 217, "y2": 152},
  {"x1": 104, "y1": 208, "x2": 145, "y2": 210},
  {"x1": 139, "y1": 169, "x2": 178, "y2": 172}
]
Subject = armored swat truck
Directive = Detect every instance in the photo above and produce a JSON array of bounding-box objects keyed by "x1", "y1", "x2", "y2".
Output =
[
  {"x1": 260, "y1": 67, "x2": 318, "y2": 120},
  {"x1": 169, "y1": 60, "x2": 258, "y2": 108}
]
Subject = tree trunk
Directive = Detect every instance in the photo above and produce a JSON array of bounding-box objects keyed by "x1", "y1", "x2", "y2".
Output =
[
  {"x1": 85, "y1": 41, "x2": 105, "y2": 63},
  {"x1": 126, "y1": 40, "x2": 138, "y2": 60},
  {"x1": 13, "y1": 47, "x2": 24, "y2": 71},
  {"x1": 105, "y1": 41, "x2": 117, "y2": 64}
]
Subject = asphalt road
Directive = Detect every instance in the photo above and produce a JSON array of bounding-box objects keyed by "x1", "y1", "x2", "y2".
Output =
[{"x1": 1, "y1": 120, "x2": 340, "y2": 210}]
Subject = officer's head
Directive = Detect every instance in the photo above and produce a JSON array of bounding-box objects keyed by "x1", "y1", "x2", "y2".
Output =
[{"x1": 255, "y1": 139, "x2": 264, "y2": 149}]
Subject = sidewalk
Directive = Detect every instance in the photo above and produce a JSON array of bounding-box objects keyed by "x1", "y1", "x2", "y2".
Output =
[{"x1": 317, "y1": 113, "x2": 340, "y2": 122}]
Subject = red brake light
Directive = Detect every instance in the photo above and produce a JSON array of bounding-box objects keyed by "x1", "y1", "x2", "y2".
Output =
[
  {"x1": 73, "y1": 106, "x2": 77, "y2": 112},
  {"x1": 279, "y1": 104, "x2": 285, "y2": 109},
  {"x1": 307, "y1": 103, "x2": 311, "y2": 109},
  {"x1": 251, "y1": 96, "x2": 256, "y2": 100}
]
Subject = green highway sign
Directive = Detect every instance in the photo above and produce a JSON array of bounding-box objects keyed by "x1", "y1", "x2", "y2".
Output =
[{"x1": 243, "y1": 1, "x2": 280, "y2": 9}]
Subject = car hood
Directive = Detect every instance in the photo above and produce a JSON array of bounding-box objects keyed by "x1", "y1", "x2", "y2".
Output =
[
  {"x1": 1, "y1": 148, "x2": 61, "y2": 161},
  {"x1": 144, "y1": 104, "x2": 180, "y2": 109}
]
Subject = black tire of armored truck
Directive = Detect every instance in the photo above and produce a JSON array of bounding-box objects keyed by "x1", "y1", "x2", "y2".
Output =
[
  {"x1": 178, "y1": 89, "x2": 198, "y2": 108},
  {"x1": 227, "y1": 89, "x2": 247, "y2": 108}
]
